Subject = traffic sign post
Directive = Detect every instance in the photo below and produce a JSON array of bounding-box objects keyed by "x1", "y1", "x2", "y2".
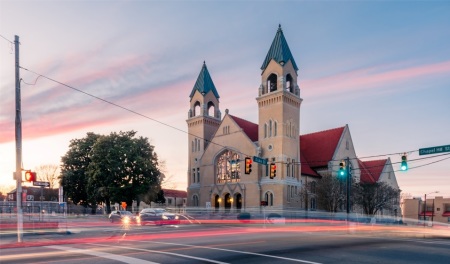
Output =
[
  {"x1": 33, "y1": 181, "x2": 50, "y2": 187},
  {"x1": 419, "y1": 145, "x2": 450, "y2": 156}
]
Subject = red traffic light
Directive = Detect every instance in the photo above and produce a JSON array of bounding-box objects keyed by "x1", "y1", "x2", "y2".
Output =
[
  {"x1": 270, "y1": 163, "x2": 277, "y2": 179},
  {"x1": 245, "y1": 157, "x2": 252, "y2": 174},
  {"x1": 25, "y1": 171, "x2": 36, "y2": 182}
]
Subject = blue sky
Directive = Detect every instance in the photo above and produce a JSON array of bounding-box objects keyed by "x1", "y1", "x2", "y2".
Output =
[{"x1": 1, "y1": 0, "x2": 449, "y2": 198}]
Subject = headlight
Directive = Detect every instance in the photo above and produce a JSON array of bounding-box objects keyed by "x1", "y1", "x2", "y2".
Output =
[
  {"x1": 175, "y1": 215, "x2": 179, "y2": 220},
  {"x1": 162, "y1": 215, "x2": 169, "y2": 220},
  {"x1": 122, "y1": 217, "x2": 130, "y2": 224}
]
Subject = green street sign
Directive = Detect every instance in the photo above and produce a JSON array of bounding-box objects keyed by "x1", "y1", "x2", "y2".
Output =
[
  {"x1": 419, "y1": 145, "x2": 450, "y2": 155},
  {"x1": 253, "y1": 156, "x2": 268, "y2": 165}
]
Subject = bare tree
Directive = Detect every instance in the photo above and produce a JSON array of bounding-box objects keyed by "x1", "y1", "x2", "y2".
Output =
[
  {"x1": 353, "y1": 182, "x2": 400, "y2": 216},
  {"x1": 35, "y1": 164, "x2": 59, "y2": 189},
  {"x1": 315, "y1": 174, "x2": 346, "y2": 212}
]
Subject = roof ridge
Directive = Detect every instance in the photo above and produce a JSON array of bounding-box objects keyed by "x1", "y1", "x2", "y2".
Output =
[{"x1": 300, "y1": 126, "x2": 345, "y2": 137}]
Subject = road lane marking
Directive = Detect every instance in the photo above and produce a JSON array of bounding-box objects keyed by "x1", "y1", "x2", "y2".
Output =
[
  {"x1": 45, "y1": 245, "x2": 158, "y2": 264},
  {"x1": 127, "y1": 240, "x2": 322, "y2": 264},
  {"x1": 88, "y1": 243, "x2": 230, "y2": 264}
]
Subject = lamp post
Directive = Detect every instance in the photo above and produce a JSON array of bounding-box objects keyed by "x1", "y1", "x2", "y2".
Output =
[{"x1": 424, "y1": 191, "x2": 439, "y2": 227}]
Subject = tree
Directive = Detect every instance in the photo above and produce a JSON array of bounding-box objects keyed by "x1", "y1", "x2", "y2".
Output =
[
  {"x1": 35, "y1": 164, "x2": 59, "y2": 189},
  {"x1": 353, "y1": 182, "x2": 400, "y2": 216},
  {"x1": 87, "y1": 131, "x2": 161, "y2": 214},
  {"x1": 315, "y1": 174, "x2": 346, "y2": 212},
  {"x1": 60, "y1": 132, "x2": 101, "y2": 212}
]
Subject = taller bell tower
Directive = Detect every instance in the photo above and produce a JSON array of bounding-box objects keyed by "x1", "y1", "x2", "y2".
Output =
[
  {"x1": 257, "y1": 25, "x2": 303, "y2": 181},
  {"x1": 186, "y1": 62, "x2": 221, "y2": 199}
]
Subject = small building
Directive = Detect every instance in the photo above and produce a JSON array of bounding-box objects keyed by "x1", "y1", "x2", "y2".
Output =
[{"x1": 402, "y1": 196, "x2": 450, "y2": 225}]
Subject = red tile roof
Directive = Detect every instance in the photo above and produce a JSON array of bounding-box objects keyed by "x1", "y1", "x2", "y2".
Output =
[
  {"x1": 300, "y1": 154, "x2": 320, "y2": 177},
  {"x1": 358, "y1": 159, "x2": 386, "y2": 183},
  {"x1": 300, "y1": 127, "x2": 345, "y2": 168},
  {"x1": 229, "y1": 115, "x2": 258, "y2": 142},
  {"x1": 162, "y1": 189, "x2": 187, "y2": 198}
]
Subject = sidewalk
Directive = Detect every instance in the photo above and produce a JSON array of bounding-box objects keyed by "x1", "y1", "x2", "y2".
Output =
[{"x1": 0, "y1": 214, "x2": 110, "y2": 246}]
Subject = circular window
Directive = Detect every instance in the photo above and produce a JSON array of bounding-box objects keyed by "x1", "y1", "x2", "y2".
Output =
[{"x1": 267, "y1": 144, "x2": 273, "y2": 151}]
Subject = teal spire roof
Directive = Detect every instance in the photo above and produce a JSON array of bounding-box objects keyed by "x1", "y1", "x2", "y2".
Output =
[
  {"x1": 261, "y1": 25, "x2": 298, "y2": 71},
  {"x1": 189, "y1": 61, "x2": 220, "y2": 99}
]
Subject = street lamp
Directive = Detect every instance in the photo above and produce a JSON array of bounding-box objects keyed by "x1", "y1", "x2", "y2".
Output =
[{"x1": 424, "y1": 191, "x2": 439, "y2": 227}]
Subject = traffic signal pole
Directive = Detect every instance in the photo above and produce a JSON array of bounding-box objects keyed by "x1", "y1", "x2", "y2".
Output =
[
  {"x1": 346, "y1": 157, "x2": 351, "y2": 219},
  {"x1": 15, "y1": 35, "x2": 24, "y2": 243}
]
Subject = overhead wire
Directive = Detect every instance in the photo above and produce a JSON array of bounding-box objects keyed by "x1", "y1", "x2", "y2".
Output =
[{"x1": 18, "y1": 65, "x2": 450, "y2": 173}]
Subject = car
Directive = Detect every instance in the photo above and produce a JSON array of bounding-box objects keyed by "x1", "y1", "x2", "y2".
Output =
[
  {"x1": 138, "y1": 208, "x2": 180, "y2": 226},
  {"x1": 108, "y1": 210, "x2": 137, "y2": 225}
]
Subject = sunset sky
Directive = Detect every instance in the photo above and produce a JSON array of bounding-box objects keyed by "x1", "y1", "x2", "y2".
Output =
[{"x1": 1, "y1": 1, "x2": 449, "y2": 198}]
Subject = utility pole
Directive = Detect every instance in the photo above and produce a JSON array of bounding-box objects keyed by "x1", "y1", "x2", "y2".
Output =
[
  {"x1": 14, "y1": 35, "x2": 24, "y2": 243},
  {"x1": 346, "y1": 157, "x2": 351, "y2": 219}
]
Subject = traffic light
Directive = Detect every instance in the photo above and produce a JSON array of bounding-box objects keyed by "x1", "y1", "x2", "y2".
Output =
[
  {"x1": 338, "y1": 160, "x2": 346, "y2": 177},
  {"x1": 400, "y1": 153, "x2": 408, "y2": 171},
  {"x1": 245, "y1": 157, "x2": 252, "y2": 174},
  {"x1": 270, "y1": 163, "x2": 277, "y2": 179},
  {"x1": 24, "y1": 171, "x2": 36, "y2": 182}
]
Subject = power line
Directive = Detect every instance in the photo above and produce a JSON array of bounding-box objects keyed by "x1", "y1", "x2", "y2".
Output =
[
  {"x1": 18, "y1": 66, "x2": 255, "y2": 158},
  {"x1": 0, "y1": 34, "x2": 13, "y2": 44},
  {"x1": 18, "y1": 65, "x2": 450, "y2": 173}
]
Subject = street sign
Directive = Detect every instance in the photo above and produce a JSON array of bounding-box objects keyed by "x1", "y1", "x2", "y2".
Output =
[
  {"x1": 253, "y1": 156, "x2": 268, "y2": 165},
  {"x1": 33, "y1": 181, "x2": 50, "y2": 187},
  {"x1": 419, "y1": 145, "x2": 450, "y2": 156}
]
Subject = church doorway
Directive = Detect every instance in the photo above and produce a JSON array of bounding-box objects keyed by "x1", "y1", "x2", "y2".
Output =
[
  {"x1": 214, "y1": 195, "x2": 220, "y2": 211},
  {"x1": 224, "y1": 193, "x2": 232, "y2": 211},
  {"x1": 235, "y1": 193, "x2": 242, "y2": 211}
]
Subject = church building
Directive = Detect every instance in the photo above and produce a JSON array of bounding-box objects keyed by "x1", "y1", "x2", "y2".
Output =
[{"x1": 186, "y1": 26, "x2": 398, "y2": 212}]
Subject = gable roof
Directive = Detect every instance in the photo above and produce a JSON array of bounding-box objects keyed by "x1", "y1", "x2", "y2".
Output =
[
  {"x1": 189, "y1": 62, "x2": 220, "y2": 99},
  {"x1": 261, "y1": 25, "x2": 299, "y2": 71},
  {"x1": 300, "y1": 154, "x2": 320, "y2": 177},
  {"x1": 300, "y1": 127, "x2": 345, "y2": 168},
  {"x1": 358, "y1": 159, "x2": 387, "y2": 183},
  {"x1": 228, "y1": 115, "x2": 259, "y2": 142}
]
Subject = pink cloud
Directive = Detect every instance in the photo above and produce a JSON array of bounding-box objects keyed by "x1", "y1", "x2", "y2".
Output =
[{"x1": 303, "y1": 60, "x2": 450, "y2": 97}]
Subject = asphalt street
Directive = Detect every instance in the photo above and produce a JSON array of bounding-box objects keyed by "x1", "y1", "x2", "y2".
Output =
[{"x1": 1, "y1": 221, "x2": 450, "y2": 264}]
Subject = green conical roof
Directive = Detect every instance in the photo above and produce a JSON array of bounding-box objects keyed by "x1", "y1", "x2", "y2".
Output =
[
  {"x1": 189, "y1": 62, "x2": 220, "y2": 99},
  {"x1": 261, "y1": 25, "x2": 298, "y2": 71}
]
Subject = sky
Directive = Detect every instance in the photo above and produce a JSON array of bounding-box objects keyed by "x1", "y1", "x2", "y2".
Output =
[{"x1": 1, "y1": 0, "x2": 449, "y2": 199}]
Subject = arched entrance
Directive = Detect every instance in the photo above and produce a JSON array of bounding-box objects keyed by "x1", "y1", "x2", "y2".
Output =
[
  {"x1": 235, "y1": 193, "x2": 242, "y2": 211},
  {"x1": 214, "y1": 195, "x2": 220, "y2": 211},
  {"x1": 224, "y1": 193, "x2": 232, "y2": 211}
]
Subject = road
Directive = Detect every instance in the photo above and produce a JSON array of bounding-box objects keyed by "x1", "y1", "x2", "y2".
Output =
[{"x1": 1, "y1": 221, "x2": 450, "y2": 264}]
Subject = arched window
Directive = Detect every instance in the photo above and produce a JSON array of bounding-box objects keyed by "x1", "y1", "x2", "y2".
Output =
[
  {"x1": 269, "y1": 120, "x2": 272, "y2": 137},
  {"x1": 310, "y1": 197, "x2": 316, "y2": 210},
  {"x1": 191, "y1": 141, "x2": 194, "y2": 152},
  {"x1": 265, "y1": 191, "x2": 274, "y2": 206},
  {"x1": 193, "y1": 195, "x2": 199, "y2": 206},
  {"x1": 268, "y1": 74, "x2": 277, "y2": 92},
  {"x1": 216, "y1": 150, "x2": 241, "y2": 183},
  {"x1": 264, "y1": 123, "x2": 267, "y2": 138},
  {"x1": 286, "y1": 74, "x2": 294, "y2": 93},
  {"x1": 274, "y1": 121, "x2": 277, "y2": 136},
  {"x1": 292, "y1": 159, "x2": 296, "y2": 177},
  {"x1": 194, "y1": 101, "x2": 201, "y2": 116},
  {"x1": 207, "y1": 101, "x2": 215, "y2": 117}
]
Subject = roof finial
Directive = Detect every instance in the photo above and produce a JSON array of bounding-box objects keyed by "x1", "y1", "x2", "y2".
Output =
[{"x1": 278, "y1": 24, "x2": 282, "y2": 32}]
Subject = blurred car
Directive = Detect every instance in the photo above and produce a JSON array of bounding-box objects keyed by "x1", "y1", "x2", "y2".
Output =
[
  {"x1": 138, "y1": 208, "x2": 180, "y2": 226},
  {"x1": 108, "y1": 210, "x2": 137, "y2": 225}
]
